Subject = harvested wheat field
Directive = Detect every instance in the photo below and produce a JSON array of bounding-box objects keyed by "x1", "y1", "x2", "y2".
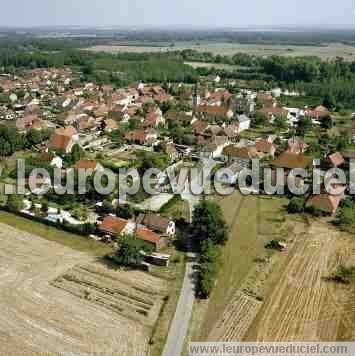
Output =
[
  {"x1": 0, "y1": 223, "x2": 168, "y2": 355},
  {"x1": 251, "y1": 220, "x2": 355, "y2": 342},
  {"x1": 209, "y1": 217, "x2": 355, "y2": 343}
]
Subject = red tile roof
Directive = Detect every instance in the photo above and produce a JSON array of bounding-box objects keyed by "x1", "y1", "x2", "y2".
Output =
[
  {"x1": 196, "y1": 105, "x2": 231, "y2": 117},
  {"x1": 272, "y1": 152, "x2": 310, "y2": 169},
  {"x1": 222, "y1": 145, "x2": 258, "y2": 159},
  {"x1": 306, "y1": 194, "x2": 342, "y2": 214},
  {"x1": 328, "y1": 152, "x2": 345, "y2": 167},
  {"x1": 124, "y1": 130, "x2": 146, "y2": 143},
  {"x1": 99, "y1": 216, "x2": 128, "y2": 236},
  {"x1": 255, "y1": 139, "x2": 275, "y2": 154},
  {"x1": 288, "y1": 137, "x2": 308, "y2": 154},
  {"x1": 50, "y1": 132, "x2": 71, "y2": 151},
  {"x1": 259, "y1": 106, "x2": 288, "y2": 117},
  {"x1": 75, "y1": 160, "x2": 98, "y2": 170},
  {"x1": 136, "y1": 227, "x2": 161, "y2": 244}
]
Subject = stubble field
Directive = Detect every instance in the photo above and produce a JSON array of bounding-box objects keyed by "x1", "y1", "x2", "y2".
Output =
[
  {"x1": 188, "y1": 193, "x2": 355, "y2": 350},
  {"x1": 87, "y1": 42, "x2": 355, "y2": 60},
  {"x1": 0, "y1": 223, "x2": 168, "y2": 355}
]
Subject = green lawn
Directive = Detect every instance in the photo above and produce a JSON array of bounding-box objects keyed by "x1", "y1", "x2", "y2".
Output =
[
  {"x1": 239, "y1": 126, "x2": 275, "y2": 141},
  {"x1": 160, "y1": 195, "x2": 190, "y2": 221},
  {"x1": 0, "y1": 211, "x2": 111, "y2": 257}
]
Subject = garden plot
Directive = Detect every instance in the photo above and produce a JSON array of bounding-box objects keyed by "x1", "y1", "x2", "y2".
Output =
[{"x1": 52, "y1": 263, "x2": 168, "y2": 327}]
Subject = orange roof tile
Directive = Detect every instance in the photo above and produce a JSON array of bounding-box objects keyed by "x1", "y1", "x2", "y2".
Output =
[
  {"x1": 136, "y1": 227, "x2": 161, "y2": 244},
  {"x1": 99, "y1": 216, "x2": 128, "y2": 235}
]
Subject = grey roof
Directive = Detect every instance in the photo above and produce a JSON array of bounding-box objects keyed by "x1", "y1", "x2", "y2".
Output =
[
  {"x1": 238, "y1": 114, "x2": 251, "y2": 123},
  {"x1": 227, "y1": 162, "x2": 245, "y2": 174}
]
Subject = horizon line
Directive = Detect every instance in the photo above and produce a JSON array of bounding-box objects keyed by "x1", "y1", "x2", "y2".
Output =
[{"x1": 1, "y1": 24, "x2": 355, "y2": 31}]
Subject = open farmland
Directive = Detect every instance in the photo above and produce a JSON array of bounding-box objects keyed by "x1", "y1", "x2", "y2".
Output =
[
  {"x1": 202, "y1": 212, "x2": 355, "y2": 343},
  {"x1": 87, "y1": 42, "x2": 355, "y2": 60},
  {"x1": 247, "y1": 219, "x2": 355, "y2": 342},
  {"x1": 187, "y1": 193, "x2": 355, "y2": 349},
  {"x1": 0, "y1": 223, "x2": 168, "y2": 355}
]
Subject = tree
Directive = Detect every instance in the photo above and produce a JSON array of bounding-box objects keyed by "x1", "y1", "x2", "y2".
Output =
[
  {"x1": 321, "y1": 115, "x2": 333, "y2": 130},
  {"x1": 296, "y1": 117, "x2": 313, "y2": 137},
  {"x1": 272, "y1": 116, "x2": 288, "y2": 134},
  {"x1": 0, "y1": 140, "x2": 12, "y2": 157},
  {"x1": 196, "y1": 241, "x2": 221, "y2": 298},
  {"x1": 323, "y1": 93, "x2": 336, "y2": 110},
  {"x1": 287, "y1": 197, "x2": 305, "y2": 214},
  {"x1": 27, "y1": 129, "x2": 43, "y2": 145},
  {"x1": 192, "y1": 199, "x2": 228, "y2": 246},
  {"x1": 7, "y1": 194, "x2": 24, "y2": 212},
  {"x1": 0, "y1": 93, "x2": 9, "y2": 104},
  {"x1": 135, "y1": 151, "x2": 169, "y2": 173},
  {"x1": 113, "y1": 234, "x2": 151, "y2": 267},
  {"x1": 70, "y1": 144, "x2": 84, "y2": 164},
  {"x1": 0, "y1": 126, "x2": 18, "y2": 156},
  {"x1": 116, "y1": 204, "x2": 134, "y2": 219},
  {"x1": 335, "y1": 203, "x2": 355, "y2": 228},
  {"x1": 252, "y1": 112, "x2": 268, "y2": 128},
  {"x1": 331, "y1": 263, "x2": 355, "y2": 284},
  {"x1": 41, "y1": 201, "x2": 49, "y2": 214}
]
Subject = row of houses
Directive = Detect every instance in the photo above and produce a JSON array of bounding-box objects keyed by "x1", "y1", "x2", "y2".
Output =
[{"x1": 98, "y1": 213, "x2": 176, "y2": 251}]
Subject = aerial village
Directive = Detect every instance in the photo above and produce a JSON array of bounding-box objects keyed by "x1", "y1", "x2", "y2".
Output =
[{"x1": 0, "y1": 66, "x2": 352, "y2": 268}]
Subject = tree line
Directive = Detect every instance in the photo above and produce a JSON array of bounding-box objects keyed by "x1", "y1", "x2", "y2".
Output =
[
  {"x1": 192, "y1": 199, "x2": 228, "y2": 298},
  {"x1": 0, "y1": 47, "x2": 197, "y2": 86}
]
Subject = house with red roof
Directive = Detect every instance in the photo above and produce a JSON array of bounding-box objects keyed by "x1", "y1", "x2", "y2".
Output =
[
  {"x1": 49, "y1": 127, "x2": 79, "y2": 154},
  {"x1": 124, "y1": 129, "x2": 158, "y2": 146},
  {"x1": 74, "y1": 160, "x2": 103, "y2": 172},
  {"x1": 136, "y1": 227, "x2": 167, "y2": 251},
  {"x1": 143, "y1": 108, "x2": 165, "y2": 128},
  {"x1": 98, "y1": 216, "x2": 128, "y2": 237},
  {"x1": 306, "y1": 193, "x2": 343, "y2": 215},
  {"x1": 327, "y1": 152, "x2": 345, "y2": 168}
]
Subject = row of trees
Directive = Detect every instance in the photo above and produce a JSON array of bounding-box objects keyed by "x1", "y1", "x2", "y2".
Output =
[{"x1": 192, "y1": 199, "x2": 228, "y2": 298}]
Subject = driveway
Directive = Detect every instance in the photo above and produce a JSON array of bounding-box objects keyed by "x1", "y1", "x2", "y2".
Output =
[{"x1": 181, "y1": 158, "x2": 218, "y2": 221}]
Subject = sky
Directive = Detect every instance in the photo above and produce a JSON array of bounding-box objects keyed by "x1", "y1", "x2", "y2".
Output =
[{"x1": 1, "y1": 0, "x2": 355, "y2": 28}]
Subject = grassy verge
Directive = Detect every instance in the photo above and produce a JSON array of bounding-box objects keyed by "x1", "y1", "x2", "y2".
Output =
[{"x1": 0, "y1": 210, "x2": 111, "y2": 257}]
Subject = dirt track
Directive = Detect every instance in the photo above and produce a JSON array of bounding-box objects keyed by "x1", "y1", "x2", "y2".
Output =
[{"x1": 0, "y1": 223, "x2": 157, "y2": 355}]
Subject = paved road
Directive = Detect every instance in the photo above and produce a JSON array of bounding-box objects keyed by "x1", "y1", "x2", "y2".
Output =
[
  {"x1": 162, "y1": 260, "x2": 197, "y2": 356},
  {"x1": 162, "y1": 158, "x2": 217, "y2": 356},
  {"x1": 181, "y1": 158, "x2": 218, "y2": 222}
]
